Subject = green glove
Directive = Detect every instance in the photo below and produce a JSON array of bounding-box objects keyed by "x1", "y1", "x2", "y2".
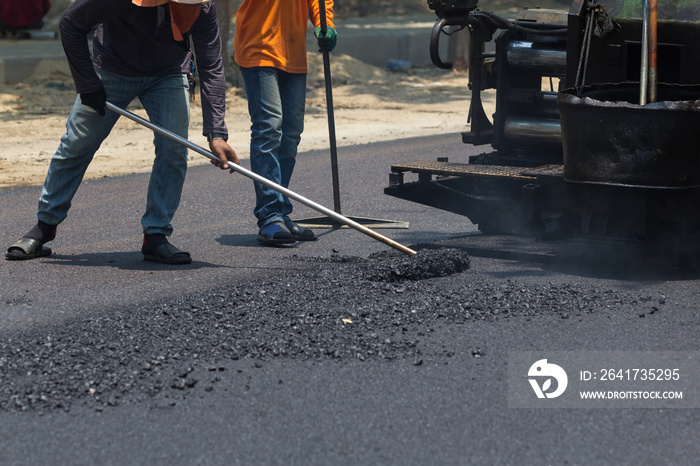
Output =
[{"x1": 314, "y1": 26, "x2": 337, "y2": 53}]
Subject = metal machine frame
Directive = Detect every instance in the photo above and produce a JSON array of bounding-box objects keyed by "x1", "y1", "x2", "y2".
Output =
[{"x1": 385, "y1": 0, "x2": 700, "y2": 243}]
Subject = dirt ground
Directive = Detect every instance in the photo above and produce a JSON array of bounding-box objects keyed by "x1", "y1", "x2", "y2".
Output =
[
  {"x1": 0, "y1": 53, "x2": 487, "y2": 190},
  {"x1": 0, "y1": 0, "x2": 572, "y2": 190}
]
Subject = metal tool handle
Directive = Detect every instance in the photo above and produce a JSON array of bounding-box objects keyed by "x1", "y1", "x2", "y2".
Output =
[
  {"x1": 319, "y1": 0, "x2": 328, "y2": 35},
  {"x1": 318, "y1": 0, "x2": 342, "y2": 214},
  {"x1": 640, "y1": 0, "x2": 649, "y2": 105},
  {"x1": 105, "y1": 102, "x2": 416, "y2": 255},
  {"x1": 648, "y1": 0, "x2": 658, "y2": 103}
]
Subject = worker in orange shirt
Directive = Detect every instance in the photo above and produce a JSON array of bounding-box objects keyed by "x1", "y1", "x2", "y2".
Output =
[{"x1": 233, "y1": 0, "x2": 337, "y2": 245}]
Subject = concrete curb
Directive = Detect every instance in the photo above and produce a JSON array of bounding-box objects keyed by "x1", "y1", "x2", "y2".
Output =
[{"x1": 0, "y1": 39, "x2": 70, "y2": 84}]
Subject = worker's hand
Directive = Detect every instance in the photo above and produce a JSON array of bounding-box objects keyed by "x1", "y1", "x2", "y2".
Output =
[
  {"x1": 80, "y1": 87, "x2": 107, "y2": 116},
  {"x1": 209, "y1": 138, "x2": 239, "y2": 173},
  {"x1": 314, "y1": 26, "x2": 337, "y2": 53}
]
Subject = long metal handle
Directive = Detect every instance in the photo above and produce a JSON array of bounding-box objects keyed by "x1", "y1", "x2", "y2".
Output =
[
  {"x1": 648, "y1": 0, "x2": 658, "y2": 103},
  {"x1": 322, "y1": 51, "x2": 342, "y2": 214},
  {"x1": 640, "y1": 0, "x2": 649, "y2": 105},
  {"x1": 105, "y1": 101, "x2": 417, "y2": 255},
  {"x1": 318, "y1": 0, "x2": 342, "y2": 214}
]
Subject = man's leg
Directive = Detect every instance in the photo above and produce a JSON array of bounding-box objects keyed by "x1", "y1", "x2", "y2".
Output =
[
  {"x1": 240, "y1": 67, "x2": 288, "y2": 229},
  {"x1": 137, "y1": 73, "x2": 191, "y2": 264},
  {"x1": 6, "y1": 69, "x2": 132, "y2": 260},
  {"x1": 277, "y1": 70, "x2": 307, "y2": 220},
  {"x1": 276, "y1": 70, "x2": 316, "y2": 241},
  {"x1": 138, "y1": 73, "x2": 190, "y2": 236},
  {"x1": 37, "y1": 97, "x2": 122, "y2": 227}
]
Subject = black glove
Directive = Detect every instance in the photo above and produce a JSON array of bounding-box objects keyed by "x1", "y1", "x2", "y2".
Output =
[{"x1": 80, "y1": 87, "x2": 107, "y2": 116}]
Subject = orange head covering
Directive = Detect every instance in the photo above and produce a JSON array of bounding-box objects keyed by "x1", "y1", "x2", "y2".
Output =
[
  {"x1": 131, "y1": 0, "x2": 211, "y2": 41},
  {"x1": 132, "y1": 0, "x2": 212, "y2": 5}
]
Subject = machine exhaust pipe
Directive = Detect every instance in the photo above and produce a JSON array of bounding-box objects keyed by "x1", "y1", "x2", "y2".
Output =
[{"x1": 504, "y1": 116, "x2": 562, "y2": 144}]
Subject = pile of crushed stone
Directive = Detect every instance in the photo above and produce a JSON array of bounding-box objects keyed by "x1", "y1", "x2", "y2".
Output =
[
  {"x1": 0, "y1": 247, "x2": 666, "y2": 412},
  {"x1": 361, "y1": 247, "x2": 471, "y2": 281},
  {"x1": 293, "y1": 246, "x2": 471, "y2": 282}
]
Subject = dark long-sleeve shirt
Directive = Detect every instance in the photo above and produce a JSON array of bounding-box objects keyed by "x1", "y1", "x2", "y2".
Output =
[{"x1": 60, "y1": 0, "x2": 227, "y2": 135}]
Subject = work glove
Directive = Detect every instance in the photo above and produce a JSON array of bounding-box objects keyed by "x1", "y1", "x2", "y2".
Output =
[
  {"x1": 314, "y1": 26, "x2": 337, "y2": 53},
  {"x1": 80, "y1": 87, "x2": 107, "y2": 116}
]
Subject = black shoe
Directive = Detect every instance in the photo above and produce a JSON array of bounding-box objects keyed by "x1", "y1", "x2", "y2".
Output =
[
  {"x1": 142, "y1": 235, "x2": 191, "y2": 265},
  {"x1": 285, "y1": 220, "x2": 317, "y2": 241}
]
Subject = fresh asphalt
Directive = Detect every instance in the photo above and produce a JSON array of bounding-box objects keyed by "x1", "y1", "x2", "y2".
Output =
[{"x1": 1, "y1": 134, "x2": 699, "y2": 465}]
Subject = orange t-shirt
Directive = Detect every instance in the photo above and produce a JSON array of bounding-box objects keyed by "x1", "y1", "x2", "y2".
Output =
[{"x1": 233, "y1": 0, "x2": 334, "y2": 74}]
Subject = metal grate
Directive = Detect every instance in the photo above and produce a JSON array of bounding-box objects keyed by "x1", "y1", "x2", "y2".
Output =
[
  {"x1": 521, "y1": 164, "x2": 564, "y2": 177},
  {"x1": 390, "y1": 160, "x2": 539, "y2": 180}
]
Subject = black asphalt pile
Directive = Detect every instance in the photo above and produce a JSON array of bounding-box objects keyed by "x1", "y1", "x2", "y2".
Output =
[
  {"x1": 295, "y1": 246, "x2": 472, "y2": 281},
  {"x1": 0, "y1": 247, "x2": 666, "y2": 413},
  {"x1": 361, "y1": 247, "x2": 472, "y2": 281}
]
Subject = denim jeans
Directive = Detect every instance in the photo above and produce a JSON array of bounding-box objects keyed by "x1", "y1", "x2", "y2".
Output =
[
  {"x1": 240, "y1": 67, "x2": 306, "y2": 228},
  {"x1": 37, "y1": 68, "x2": 190, "y2": 236}
]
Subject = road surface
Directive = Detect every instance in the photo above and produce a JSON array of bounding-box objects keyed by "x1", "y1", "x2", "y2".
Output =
[{"x1": 1, "y1": 134, "x2": 698, "y2": 465}]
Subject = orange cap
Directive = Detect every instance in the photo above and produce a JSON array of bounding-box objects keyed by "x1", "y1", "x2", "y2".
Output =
[
  {"x1": 131, "y1": 0, "x2": 169, "y2": 5},
  {"x1": 131, "y1": 0, "x2": 211, "y2": 5}
]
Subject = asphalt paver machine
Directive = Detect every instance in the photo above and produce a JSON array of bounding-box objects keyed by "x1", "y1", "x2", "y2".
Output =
[{"x1": 385, "y1": 0, "x2": 700, "y2": 243}]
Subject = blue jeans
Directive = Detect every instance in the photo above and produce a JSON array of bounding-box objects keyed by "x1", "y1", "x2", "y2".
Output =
[
  {"x1": 37, "y1": 68, "x2": 190, "y2": 236},
  {"x1": 240, "y1": 67, "x2": 306, "y2": 228}
]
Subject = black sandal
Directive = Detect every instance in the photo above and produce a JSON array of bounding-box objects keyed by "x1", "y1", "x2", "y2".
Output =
[
  {"x1": 5, "y1": 238, "x2": 52, "y2": 261},
  {"x1": 257, "y1": 221, "x2": 296, "y2": 246},
  {"x1": 285, "y1": 220, "x2": 317, "y2": 241}
]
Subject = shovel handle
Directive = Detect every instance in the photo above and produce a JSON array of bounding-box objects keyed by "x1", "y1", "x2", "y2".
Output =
[{"x1": 319, "y1": 0, "x2": 328, "y2": 35}]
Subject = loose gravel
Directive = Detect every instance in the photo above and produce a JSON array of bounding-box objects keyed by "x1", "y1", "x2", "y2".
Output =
[{"x1": 0, "y1": 247, "x2": 666, "y2": 412}]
